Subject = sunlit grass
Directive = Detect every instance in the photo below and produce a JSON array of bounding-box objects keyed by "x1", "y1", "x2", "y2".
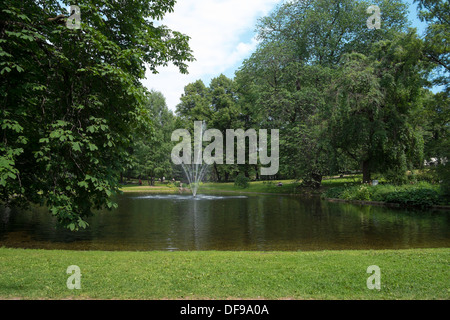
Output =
[
  {"x1": 198, "y1": 179, "x2": 301, "y2": 194},
  {"x1": 120, "y1": 179, "x2": 302, "y2": 194},
  {"x1": 0, "y1": 247, "x2": 448, "y2": 300}
]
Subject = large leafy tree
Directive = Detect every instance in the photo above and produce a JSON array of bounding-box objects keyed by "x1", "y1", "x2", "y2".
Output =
[
  {"x1": 176, "y1": 75, "x2": 242, "y2": 182},
  {"x1": 329, "y1": 31, "x2": 430, "y2": 184},
  {"x1": 415, "y1": 0, "x2": 449, "y2": 197},
  {"x1": 0, "y1": 0, "x2": 193, "y2": 230},
  {"x1": 237, "y1": 0, "x2": 412, "y2": 186},
  {"x1": 415, "y1": 0, "x2": 449, "y2": 91},
  {"x1": 237, "y1": 43, "x2": 336, "y2": 185},
  {"x1": 256, "y1": 0, "x2": 409, "y2": 66},
  {"x1": 176, "y1": 80, "x2": 211, "y2": 122}
]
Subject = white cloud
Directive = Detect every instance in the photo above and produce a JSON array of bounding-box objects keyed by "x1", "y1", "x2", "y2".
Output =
[{"x1": 141, "y1": 0, "x2": 284, "y2": 111}]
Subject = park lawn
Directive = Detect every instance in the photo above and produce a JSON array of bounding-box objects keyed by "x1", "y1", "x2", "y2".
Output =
[
  {"x1": 198, "y1": 180, "x2": 301, "y2": 194},
  {"x1": 119, "y1": 175, "x2": 366, "y2": 195},
  {"x1": 119, "y1": 175, "x2": 373, "y2": 195},
  {"x1": 0, "y1": 247, "x2": 448, "y2": 300},
  {"x1": 120, "y1": 184, "x2": 179, "y2": 193},
  {"x1": 120, "y1": 180, "x2": 302, "y2": 194}
]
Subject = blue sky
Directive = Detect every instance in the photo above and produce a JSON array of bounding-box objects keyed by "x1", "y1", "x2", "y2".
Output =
[
  {"x1": 142, "y1": 0, "x2": 431, "y2": 111},
  {"x1": 406, "y1": 0, "x2": 427, "y2": 35}
]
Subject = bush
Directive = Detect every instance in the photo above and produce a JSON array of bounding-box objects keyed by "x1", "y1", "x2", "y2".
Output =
[
  {"x1": 322, "y1": 186, "x2": 346, "y2": 199},
  {"x1": 382, "y1": 188, "x2": 440, "y2": 207},
  {"x1": 341, "y1": 185, "x2": 371, "y2": 201},
  {"x1": 409, "y1": 169, "x2": 439, "y2": 184},
  {"x1": 383, "y1": 168, "x2": 408, "y2": 185},
  {"x1": 324, "y1": 181, "x2": 446, "y2": 207},
  {"x1": 437, "y1": 163, "x2": 450, "y2": 200},
  {"x1": 234, "y1": 173, "x2": 250, "y2": 189}
]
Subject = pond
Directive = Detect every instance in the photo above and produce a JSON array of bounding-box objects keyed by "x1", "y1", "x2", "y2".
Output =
[{"x1": 0, "y1": 193, "x2": 449, "y2": 251}]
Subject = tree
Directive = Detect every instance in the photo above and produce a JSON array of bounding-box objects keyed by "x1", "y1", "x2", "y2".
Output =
[
  {"x1": 256, "y1": 0, "x2": 409, "y2": 66},
  {"x1": 236, "y1": 0, "x2": 412, "y2": 186},
  {"x1": 329, "y1": 31, "x2": 429, "y2": 183},
  {"x1": 414, "y1": 0, "x2": 449, "y2": 197},
  {"x1": 238, "y1": 44, "x2": 336, "y2": 185},
  {"x1": 208, "y1": 75, "x2": 241, "y2": 181},
  {"x1": 131, "y1": 91, "x2": 175, "y2": 185},
  {"x1": 415, "y1": 0, "x2": 449, "y2": 91},
  {"x1": 0, "y1": 0, "x2": 193, "y2": 230},
  {"x1": 176, "y1": 80, "x2": 211, "y2": 122},
  {"x1": 176, "y1": 75, "x2": 242, "y2": 182}
]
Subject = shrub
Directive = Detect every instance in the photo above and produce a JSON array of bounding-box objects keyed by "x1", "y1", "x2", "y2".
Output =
[
  {"x1": 324, "y1": 181, "x2": 445, "y2": 207},
  {"x1": 323, "y1": 186, "x2": 346, "y2": 199},
  {"x1": 384, "y1": 168, "x2": 408, "y2": 185},
  {"x1": 339, "y1": 185, "x2": 371, "y2": 201},
  {"x1": 437, "y1": 163, "x2": 450, "y2": 200},
  {"x1": 354, "y1": 185, "x2": 372, "y2": 201},
  {"x1": 234, "y1": 173, "x2": 250, "y2": 189},
  {"x1": 382, "y1": 188, "x2": 440, "y2": 207},
  {"x1": 410, "y1": 169, "x2": 439, "y2": 184}
]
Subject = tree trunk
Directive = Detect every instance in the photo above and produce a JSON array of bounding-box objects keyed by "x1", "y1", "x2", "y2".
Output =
[
  {"x1": 254, "y1": 165, "x2": 259, "y2": 180},
  {"x1": 362, "y1": 160, "x2": 371, "y2": 183},
  {"x1": 214, "y1": 163, "x2": 221, "y2": 181},
  {"x1": 311, "y1": 173, "x2": 322, "y2": 188}
]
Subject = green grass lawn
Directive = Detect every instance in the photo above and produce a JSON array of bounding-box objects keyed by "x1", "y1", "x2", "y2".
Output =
[
  {"x1": 0, "y1": 247, "x2": 448, "y2": 300},
  {"x1": 198, "y1": 180, "x2": 301, "y2": 194},
  {"x1": 119, "y1": 175, "x2": 376, "y2": 195},
  {"x1": 120, "y1": 180, "x2": 302, "y2": 194}
]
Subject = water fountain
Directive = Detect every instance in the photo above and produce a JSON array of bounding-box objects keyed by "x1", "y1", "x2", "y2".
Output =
[
  {"x1": 180, "y1": 121, "x2": 209, "y2": 197},
  {"x1": 180, "y1": 162, "x2": 209, "y2": 197}
]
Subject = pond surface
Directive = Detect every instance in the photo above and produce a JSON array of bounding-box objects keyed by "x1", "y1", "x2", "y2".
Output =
[{"x1": 0, "y1": 193, "x2": 449, "y2": 251}]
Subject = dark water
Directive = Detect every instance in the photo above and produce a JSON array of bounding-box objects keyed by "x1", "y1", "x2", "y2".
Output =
[{"x1": 0, "y1": 193, "x2": 449, "y2": 251}]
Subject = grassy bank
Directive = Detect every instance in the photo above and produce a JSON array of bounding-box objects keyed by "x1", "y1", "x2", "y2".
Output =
[
  {"x1": 0, "y1": 247, "x2": 448, "y2": 300},
  {"x1": 119, "y1": 176, "x2": 450, "y2": 209},
  {"x1": 198, "y1": 180, "x2": 301, "y2": 194},
  {"x1": 323, "y1": 181, "x2": 449, "y2": 207},
  {"x1": 120, "y1": 179, "x2": 302, "y2": 195}
]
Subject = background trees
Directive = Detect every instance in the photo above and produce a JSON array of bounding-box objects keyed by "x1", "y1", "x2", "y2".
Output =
[
  {"x1": 130, "y1": 91, "x2": 176, "y2": 185},
  {"x1": 415, "y1": 0, "x2": 449, "y2": 91},
  {"x1": 175, "y1": 74, "x2": 242, "y2": 181},
  {"x1": 415, "y1": 0, "x2": 450, "y2": 196},
  {"x1": 234, "y1": 0, "x2": 426, "y2": 186},
  {"x1": 174, "y1": 0, "x2": 448, "y2": 196}
]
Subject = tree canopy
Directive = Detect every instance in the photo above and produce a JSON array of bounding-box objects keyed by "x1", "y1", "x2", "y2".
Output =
[{"x1": 176, "y1": 0, "x2": 449, "y2": 194}]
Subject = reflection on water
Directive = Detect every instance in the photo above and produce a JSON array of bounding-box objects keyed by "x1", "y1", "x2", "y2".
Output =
[
  {"x1": 0, "y1": 193, "x2": 449, "y2": 251},
  {"x1": 131, "y1": 194, "x2": 249, "y2": 201}
]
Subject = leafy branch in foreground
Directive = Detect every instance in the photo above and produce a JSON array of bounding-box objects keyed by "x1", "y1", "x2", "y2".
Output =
[{"x1": 0, "y1": 0, "x2": 194, "y2": 230}]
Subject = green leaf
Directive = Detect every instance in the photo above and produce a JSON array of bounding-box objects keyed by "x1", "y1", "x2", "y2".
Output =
[
  {"x1": 72, "y1": 142, "x2": 81, "y2": 152},
  {"x1": 88, "y1": 143, "x2": 98, "y2": 151},
  {"x1": 1, "y1": 66, "x2": 11, "y2": 74}
]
